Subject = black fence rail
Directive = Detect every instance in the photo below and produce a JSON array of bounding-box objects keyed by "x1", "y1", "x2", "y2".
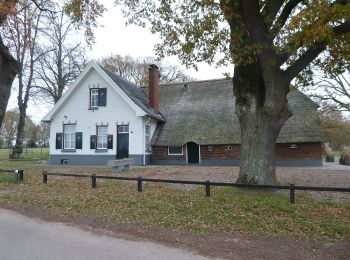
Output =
[
  {"x1": 42, "y1": 171, "x2": 350, "y2": 204},
  {"x1": 0, "y1": 168, "x2": 24, "y2": 181}
]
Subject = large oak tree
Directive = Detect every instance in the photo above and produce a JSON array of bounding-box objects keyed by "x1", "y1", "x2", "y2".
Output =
[{"x1": 114, "y1": 0, "x2": 350, "y2": 184}]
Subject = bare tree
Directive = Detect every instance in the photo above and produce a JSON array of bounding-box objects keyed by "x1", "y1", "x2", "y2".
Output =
[
  {"x1": 302, "y1": 71, "x2": 350, "y2": 113},
  {"x1": 2, "y1": 0, "x2": 44, "y2": 157},
  {"x1": 38, "y1": 121, "x2": 49, "y2": 147},
  {"x1": 0, "y1": 0, "x2": 104, "y2": 129},
  {"x1": 35, "y1": 5, "x2": 88, "y2": 104},
  {"x1": 99, "y1": 54, "x2": 193, "y2": 86}
]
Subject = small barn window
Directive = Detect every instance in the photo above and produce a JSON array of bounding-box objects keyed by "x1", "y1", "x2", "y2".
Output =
[
  {"x1": 289, "y1": 144, "x2": 298, "y2": 149},
  {"x1": 208, "y1": 145, "x2": 213, "y2": 152},
  {"x1": 168, "y1": 146, "x2": 183, "y2": 155},
  {"x1": 225, "y1": 145, "x2": 232, "y2": 151}
]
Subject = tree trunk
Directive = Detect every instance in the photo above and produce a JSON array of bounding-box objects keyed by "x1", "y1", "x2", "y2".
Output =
[
  {"x1": 0, "y1": 37, "x2": 19, "y2": 129},
  {"x1": 234, "y1": 63, "x2": 291, "y2": 184},
  {"x1": 13, "y1": 104, "x2": 26, "y2": 159}
]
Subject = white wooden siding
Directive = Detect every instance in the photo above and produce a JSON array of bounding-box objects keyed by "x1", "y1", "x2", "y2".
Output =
[{"x1": 49, "y1": 69, "x2": 145, "y2": 156}]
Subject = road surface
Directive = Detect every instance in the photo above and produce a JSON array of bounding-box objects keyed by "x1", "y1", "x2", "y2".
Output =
[{"x1": 0, "y1": 209, "x2": 209, "y2": 260}]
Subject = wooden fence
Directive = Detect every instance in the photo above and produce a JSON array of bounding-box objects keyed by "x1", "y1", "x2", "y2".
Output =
[
  {"x1": 42, "y1": 171, "x2": 350, "y2": 204},
  {"x1": 0, "y1": 168, "x2": 24, "y2": 181}
]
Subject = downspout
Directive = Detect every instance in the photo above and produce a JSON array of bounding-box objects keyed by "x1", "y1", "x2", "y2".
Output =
[{"x1": 143, "y1": 117, "x2": 151, "y2": 165}]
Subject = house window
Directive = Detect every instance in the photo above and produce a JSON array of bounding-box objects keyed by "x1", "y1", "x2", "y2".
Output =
[
  {"x1": 118, "y1": 125, "x2": 129, "y2": 133},
  {"x1": 90, "y1": 88, "x2": 99, "y2": 108},
  {"x1": 64, "y1": 124, "x2": 76, "y2": 149},
  {"x1": 90, "y1": 88, "x2": 107, "y2": 108},
  {"x1": 97, "y1": 125, "x2": 108, "y2": 149},
  {"x1": 168, "y1": 146, "x2": 183, "y2": 155},
  {"x1": 145, "y1": 125, "x2": 150, "y2": 152}
]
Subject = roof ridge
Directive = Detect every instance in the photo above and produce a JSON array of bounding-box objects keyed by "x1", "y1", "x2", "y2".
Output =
[{"x1": 141, "y1": 77, "x2": 232, "y2": 88}]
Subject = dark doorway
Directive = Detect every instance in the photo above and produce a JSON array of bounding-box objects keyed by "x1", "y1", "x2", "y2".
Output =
[
  {"x1": 187, "y1": 142, "x2": 199, "y2": 164},
  {"x1": 117, "y1": 125, "x2": 129, "y2": 159}
]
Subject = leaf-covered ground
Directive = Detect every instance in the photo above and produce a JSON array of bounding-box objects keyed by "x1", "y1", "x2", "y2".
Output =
[{"x1": 0, "y1": 161, "x2": 349, "y2": 242}]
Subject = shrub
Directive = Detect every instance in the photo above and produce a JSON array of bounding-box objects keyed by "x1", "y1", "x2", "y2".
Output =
[{"x1": 339, "y1": 145, "x2": 350, "y2": 166}]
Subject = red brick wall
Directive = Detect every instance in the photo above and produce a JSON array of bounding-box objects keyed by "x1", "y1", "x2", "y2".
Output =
[
  {"x1": 201, "y1": 144, "x2": 240, "y2": 160},
  {"x1": 152, "y1": 142, "x2": 322, "y2": 161},
  {"x1": 151, "y1": 145, "x2": 186, "y2": 160},
  {"x1": 276, "y1": 142, "x2": 322, "y2": 160}
]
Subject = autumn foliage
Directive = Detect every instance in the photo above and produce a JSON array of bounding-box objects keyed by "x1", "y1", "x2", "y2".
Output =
[{"x1": 320, "y1": 108, "x2": 350, "y2": 151}]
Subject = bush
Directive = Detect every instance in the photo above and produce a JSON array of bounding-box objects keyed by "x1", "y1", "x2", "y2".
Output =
[
  {"x1": 323, "y1": 143, "x2": 335, "y2": 162},
  {"x1": 339, "y1": 145, "x2": 350, "y2": 166}
]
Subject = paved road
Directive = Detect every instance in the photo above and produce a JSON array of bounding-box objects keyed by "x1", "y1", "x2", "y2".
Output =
[{"x1": 0, "y1": 209, "x2": 208, "y2": 260}]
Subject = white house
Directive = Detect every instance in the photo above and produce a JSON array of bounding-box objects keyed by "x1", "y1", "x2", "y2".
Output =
[{"x1": 42, "y1": 61, "x2": 164, "y2": 166}]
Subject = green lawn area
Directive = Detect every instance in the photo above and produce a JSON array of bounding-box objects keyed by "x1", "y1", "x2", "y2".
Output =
[
  {"x1": 0, "y1": 147, "x2": 49, "y2": 160},
  {"x1": 0, "y1": 172, "x2": 18, "y2": 183},
  {"x1": 0, "y1": 161, "x2": 349, "y2": 242}
]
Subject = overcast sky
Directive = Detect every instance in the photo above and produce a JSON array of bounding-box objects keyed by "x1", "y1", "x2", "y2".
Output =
[{"x1": 7, "y1": 0, "x2": 233, "y2": 123}]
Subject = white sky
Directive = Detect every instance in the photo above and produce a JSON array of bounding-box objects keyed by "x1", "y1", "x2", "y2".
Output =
[{"x1": 7, "y1": 0, "x2": 233, "y2": 123}]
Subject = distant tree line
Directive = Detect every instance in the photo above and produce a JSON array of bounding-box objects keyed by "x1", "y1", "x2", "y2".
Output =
[{"x1": 0, "y1": 109, "x2": 49, "y2": 149}]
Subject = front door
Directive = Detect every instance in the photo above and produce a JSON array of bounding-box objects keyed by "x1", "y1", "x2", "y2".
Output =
[
  {"x1": 117, "y1": 125, "x2": 129, "y2": 159},
  {"x1": 187, "y1": 142, "x2": 199, "y2": 164}
]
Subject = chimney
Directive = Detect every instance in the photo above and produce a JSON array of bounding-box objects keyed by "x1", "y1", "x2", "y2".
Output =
[{"x1": 149, "y1": 64, "x2": 160, "y2": 113}]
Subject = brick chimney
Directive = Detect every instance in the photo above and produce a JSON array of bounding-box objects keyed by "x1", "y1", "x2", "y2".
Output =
[{"x1": 148, "y1": 64, "x2": 160, "y2": 113}]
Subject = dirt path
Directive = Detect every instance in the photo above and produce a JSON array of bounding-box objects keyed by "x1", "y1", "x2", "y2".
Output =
[{"x1": 0, "y1": 202, "x2": 349, "y2": 260}]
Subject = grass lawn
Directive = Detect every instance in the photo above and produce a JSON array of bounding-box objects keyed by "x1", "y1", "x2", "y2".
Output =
[
  {"x1": 0, "y1": 161, "x2": 349, "y2": 242},
  {"x1": 0, "y1": 147, "x2": 49, "y2": 160}
]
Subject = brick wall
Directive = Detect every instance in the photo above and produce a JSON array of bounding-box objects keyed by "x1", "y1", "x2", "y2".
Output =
[
  {"x1": 152, "y1": 142, "x2": 322, "y2": 161},
  {"x1": 276, "y1": 142, "x2": 322, "y2": 160},
  {"x1": 151, "y1": 145, "x2": 186, "y2": 160},
  {"x1": 201, "y1": 144, "x2": 240, "y2": 160}
]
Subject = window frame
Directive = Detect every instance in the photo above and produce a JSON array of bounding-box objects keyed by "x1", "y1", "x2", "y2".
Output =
[
  {"x1": 97, "y1": 125, "x2": 108, "y2": 150},
  {"x1": 63, "y1": 124, "x2": 76, "y2": 150},
  {"x1": 168, "y1": 146, "x2": 183, "y2": 156},
  {"x1": 90, "y1": 88, "x2": 99, "y2": 108},
  {"x1": 118, "y1": 125, "x2": 129, "y2": 134}
]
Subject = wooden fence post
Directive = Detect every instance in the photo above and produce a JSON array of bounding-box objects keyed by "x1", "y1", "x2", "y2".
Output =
[
  {"x1": 18, "y1": 169, "x2": 24, "y2": 181},
  {"x1": 290, "y1": 184, "x2": 295, "y2": 204},
  {"x1": 14, "y1": 170, "x2": 19, "y2": 181},
  {"x1": 137, "y1": 177, "x2": 142, "y2": 192},
  {"x1": 205, "y1": 180, "x2": 211, "y2": 197},
  {"x1": 43, "y1": 172, "x2": 48, "y2": 184},
  {"x1": 91, "y1": 174, "x2": 97, "y2": 189}
]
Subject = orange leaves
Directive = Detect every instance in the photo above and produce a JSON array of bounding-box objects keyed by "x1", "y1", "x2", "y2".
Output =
[{"x1": 0, "y1": 0, "x2": 17, "y2": 26}]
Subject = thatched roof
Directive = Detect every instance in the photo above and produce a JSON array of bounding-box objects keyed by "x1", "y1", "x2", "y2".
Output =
[{"x1": 142, "y1": 78, "x2": 324, "y2": 146}]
